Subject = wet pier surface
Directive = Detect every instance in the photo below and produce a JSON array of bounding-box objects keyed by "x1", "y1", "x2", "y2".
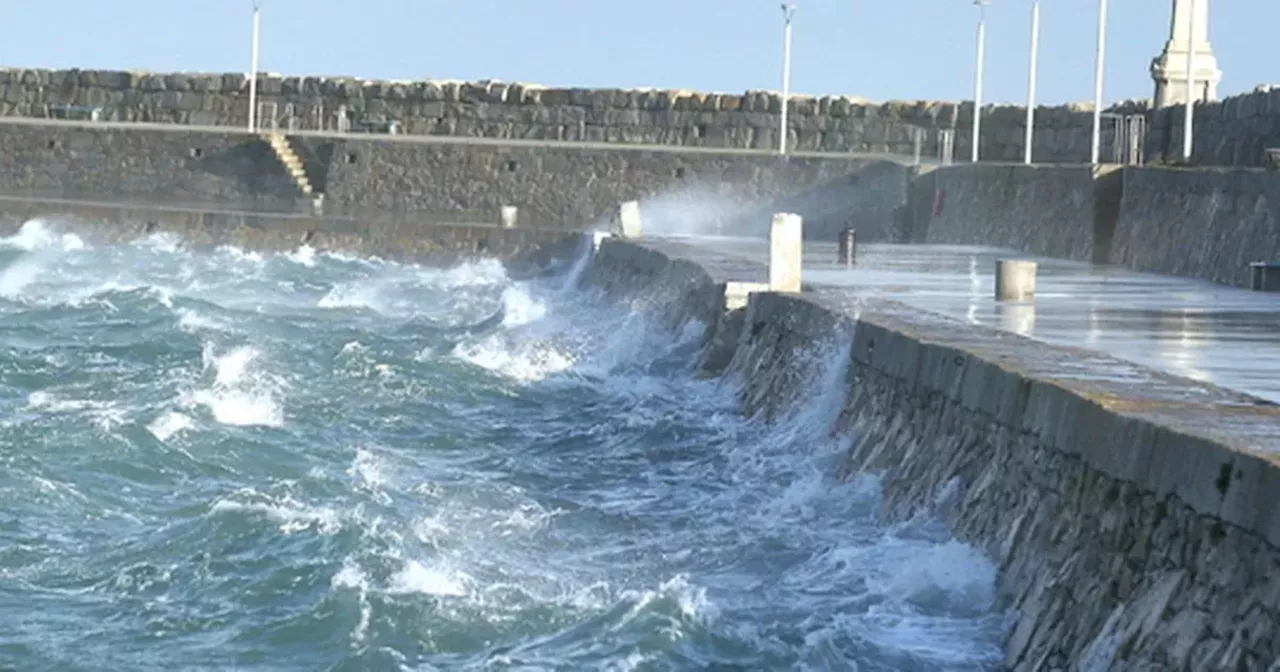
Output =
[{"x1": 648, "y1": 235, "x2": 1280, "y2": 404}]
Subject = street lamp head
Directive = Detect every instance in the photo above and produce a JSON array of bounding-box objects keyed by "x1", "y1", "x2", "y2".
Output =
[
  {"x1": 973, "y1": 0, "x2": 991, "y2": 6},
  {"x1": 781, "y1": 3, "x2": 797, "y2": 20}
]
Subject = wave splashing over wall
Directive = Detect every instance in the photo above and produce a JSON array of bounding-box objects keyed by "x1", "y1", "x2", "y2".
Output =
[{"x1": 0, "y1": 219, "x2": 1004, "y2": 669}]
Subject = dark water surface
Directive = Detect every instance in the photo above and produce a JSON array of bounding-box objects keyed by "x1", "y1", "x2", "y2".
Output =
[{"x1": 0, "y1": 221, "x2": 1005, "y2": 670}]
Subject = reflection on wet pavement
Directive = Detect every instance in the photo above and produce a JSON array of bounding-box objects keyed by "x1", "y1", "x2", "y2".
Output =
[{"x1": 656, "y1": 235, "x2": 1280, "y2": 404}]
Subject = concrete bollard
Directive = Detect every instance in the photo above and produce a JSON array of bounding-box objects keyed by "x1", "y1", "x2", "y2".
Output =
[
  {"x1": 770, "y1": 213, "x2": 803, "y2": 293},
  {"x1": 838, "y1": 227, "x2": 857, "y2": 266},
  {"x1": 500, "y1": 205, "x2": 518, "y2": 229},
  {"x1": 995, "y1": 259, "x2": 1037, "y2": 301},
  {"x1": 1250, "y1": 262, "x2": 1280, "y2": 291},
  {"x1": 616, "y1": 201, "x2": 642, "y2": 239}
]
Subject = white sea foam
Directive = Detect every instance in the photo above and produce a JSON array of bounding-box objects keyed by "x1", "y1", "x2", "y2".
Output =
[
  {"x1": 137, "y1": 232, "x2": 183, "y2": 254},
  {"x1": 147, "y1": 411, "x2": 195, "y2": 442},
  {"x1": 26, "y1": 390, "x2": 128, "y2": 431},
  {"x1": 455, "y1": 338, "x2": 577, "y2": 383},
  {"x1": 431, "y1": 258, "x2": 507, "y2": 288},
  {"x1": 182, "y1": 344, "x2": 285, "y2": 428},
  {"x1": 500, "y1": 285, "x2": 546, "y2": 328},
  {"x1": 388, "y1": 560, "x2": 472, "y2": 597},
  {"x1": 0, "y1": 255, "x2": 43, "y2": 298},
  {"x1": 283, "y1": 244, "x2": 317, "y2": 267},
  {"x1": 318, "y1": 282, "x2": 380, "y2": 311},
  {"x1": 0, "y1": 220, "x2": 86, "y2": 252},
  {"x1": 210, "y1": 492, "x2": 342, "y2": 535}
]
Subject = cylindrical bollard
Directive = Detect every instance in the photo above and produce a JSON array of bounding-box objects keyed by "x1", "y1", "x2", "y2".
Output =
[
  {"x1": 838, "y1": 227, "x2": 857, "y2": 266},
  {"x1": 770, "y1": 213, "x2": 804, "y2": 293},
  {"x1": 500, "y1": 205, "x2": 518, "y2": 229},
  {"x1": 995, "y1": 259, "x2": 1037, "y2": 301}
]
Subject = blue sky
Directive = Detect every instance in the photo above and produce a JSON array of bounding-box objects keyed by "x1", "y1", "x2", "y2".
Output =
[{"x1": 6, "y1": 1, "x2": 1275, "y2": 105}]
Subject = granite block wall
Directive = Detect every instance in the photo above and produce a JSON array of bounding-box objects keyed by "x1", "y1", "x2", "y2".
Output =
[
  {"x1": 0, "y1": 122, "x2": 302, "y2": 212},
  {"x1": 1147, "y1": 86, "x2": 1280, "y2": 167},
  {"x1": 9, "y1": 67, "x2": 1280, "y2": 167},
  {"x1": 911, "y1": 161, "x2": 1280, "y2": 290},
  {"x1": 916, "y1": 163, "x2": 1112, "y2": 262},
  {"x1": 0, "y1": 67, "x2": 1126, "y2": 164},
  {"x1": 1111, "y1": 166, "x2": 1280, "y2": 287},
  {"x1": 0, "y1": 120, "x2": 903, "y2": 235},
  {"x1": 306, "y1": 134, "x2": 888, "y2": 232}
]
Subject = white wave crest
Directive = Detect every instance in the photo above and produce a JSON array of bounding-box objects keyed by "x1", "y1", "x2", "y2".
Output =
[
  {"x1": 283, "y1": 244, "x2": 316, "y2": 267},
  {"x1": 388, "y1": 559, "x2": 472, "y2": 597},
  {"x1": 210, "y1": 492, "x2": 341, "y2": 535},
  {"x1": 182, "y1": 344, "x2": 285, "y2": 427},
  {"x1": 146, "y1": 411, "x2": 195, "y2": 442},
  {"x1": 500, "y1": 285, "x2": 546, "y2": 328},
  {"x1": 1, "y1": 219, "x2": 86, "y2": 252},
  {"x1": 26, "y1": 390, "x2": 127, "y2": 431}
]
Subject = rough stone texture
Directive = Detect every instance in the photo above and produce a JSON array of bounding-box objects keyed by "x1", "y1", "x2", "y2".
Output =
[
  {"x1": 759, "y1": 161, "x2": 914, "y2": 242},
  {"x1": 915, "y1": 162, "x2": 1280, "y2": 290},
  {"x1": 0, "y1": 194, "x2": 586, "y2": 269},
  {"x1": 586, "y1": 238, "x2": 1280, "y2": 670},
  {"x1": 0, "y1": 67, "x2": 1142, "y2": 164},
  {"x1": 0, "y1": 120, "x2": 903, "y2": 235},
  {"x1": 1111, "y1": 166, "x2": 1280, "y2": 288},
  {"x1": 0, "y1": 122, "x2": 302, "y2": 211},
  {"x1": 309, "y1": 133, "x2": 888, "y2": 232},
  {"x1": 917, "y1": 163, "x2": 1110, "y2": 262},
  {"x1": 1147, "y1": 86, "x2": 1280, "y2": 167}
]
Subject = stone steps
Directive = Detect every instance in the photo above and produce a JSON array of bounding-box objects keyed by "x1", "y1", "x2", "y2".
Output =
[{"x1": 262, "y1": 132, "x2": 317, "y2": 197}]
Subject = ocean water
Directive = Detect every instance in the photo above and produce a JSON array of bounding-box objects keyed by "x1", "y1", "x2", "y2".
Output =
[{"x1": 0, "y1": 220, "x2": 1006, "y2": 671}]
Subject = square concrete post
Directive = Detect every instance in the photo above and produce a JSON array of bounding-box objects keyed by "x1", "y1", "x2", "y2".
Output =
[
  {"x1": 616, "y1": 201, "x2": 642, "y2": 239},
  {"x1": 500, "y1": 206, "x2": 518, "y2": 229},
  {"x1": 995, "y1": 259, "x2": 1037, "y2": 301},
  {"x1": 770, "y1": 213, "x2": 803, "y2": 293}
]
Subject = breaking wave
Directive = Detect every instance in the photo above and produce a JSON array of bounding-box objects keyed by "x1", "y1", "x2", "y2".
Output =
[{"x1": 0, "y1": 219, "x2": 1004, "y2": 670}]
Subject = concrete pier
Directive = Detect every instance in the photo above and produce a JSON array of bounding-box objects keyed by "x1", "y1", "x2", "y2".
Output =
[
  {"x1": 995, "y1": 259, "x2": 1037, "y2": 301},
  {"x1": 770, "y1": 213, "x2": 803, "y2": 292}
]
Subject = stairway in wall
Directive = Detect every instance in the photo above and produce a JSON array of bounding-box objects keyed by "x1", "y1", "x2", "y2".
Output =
[{"x1": 263, "y1": 133, "x2": 324, "y2": 213}]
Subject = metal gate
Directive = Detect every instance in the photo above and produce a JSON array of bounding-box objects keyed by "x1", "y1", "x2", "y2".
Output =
[{"x1": 1100, "y1": 113, "x2": 1146, "y2": 165}]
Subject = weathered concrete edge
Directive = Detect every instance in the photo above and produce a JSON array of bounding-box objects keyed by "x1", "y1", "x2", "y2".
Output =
[{"x1": 595, "y1": 238, "x2": 1280, "y2": 551}]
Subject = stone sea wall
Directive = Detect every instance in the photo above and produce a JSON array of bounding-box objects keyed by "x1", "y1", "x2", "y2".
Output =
[
  {"x1": 584, "y1": 237, "x2": 1280, "y2": 669},
  {"x1": 913, "y1": 161, "x2": 1278, "y2": 289},
  {"x1": 4, "y1": 67, "x2": 1280, "y2": 166},
  {"x1": 1112, "y1": 166, "x2": 1280, "y2": 287},
  {"x1": 917, "y1": 164, "x2": 1113, "y2": 262},
  {"x1": 1148, "y1": 86, "x2": 1280, "y2": 167},
  {"x1": 0, "y1": 67, "x2": 1123, "y2": 163},
  {"x1": 0, "y1": 119, "x2": 900, "y2": 236}
]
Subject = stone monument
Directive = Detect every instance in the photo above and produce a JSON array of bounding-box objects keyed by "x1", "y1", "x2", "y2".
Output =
[{"x1": 1150, "y1": 0, "x2": 1222, "y2": 107}]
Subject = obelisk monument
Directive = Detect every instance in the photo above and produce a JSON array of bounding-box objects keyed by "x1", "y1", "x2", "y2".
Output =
[{"x1": 1150, "y1": 0, "x2": 1222, "y2": 107}]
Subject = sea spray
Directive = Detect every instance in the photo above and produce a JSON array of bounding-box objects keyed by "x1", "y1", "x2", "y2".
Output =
[{"x1": 0, "y1": 218, "x2": 1004, "y2": 670}]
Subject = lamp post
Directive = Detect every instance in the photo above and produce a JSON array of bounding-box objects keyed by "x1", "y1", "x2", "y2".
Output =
[
  {"x1": 972, "y1": 0, "x2": 990, "y2": 163},
  {"x1": 1090, "y1": 0, "x2": 1109, "y2": 165},
  {"x1": 1024, "y1": 0, "x2": 1041, "y2": 164},
  {"x1": 248, "y1": 1, "x2": 262, "y2": 133},
  {"x1": 1182, "y1": 0, "x2": 1197, "y2": 161},
  {"x1": 779, "y1": 3, "x2": 797, "y2": 155}
]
